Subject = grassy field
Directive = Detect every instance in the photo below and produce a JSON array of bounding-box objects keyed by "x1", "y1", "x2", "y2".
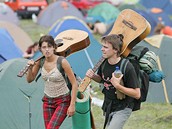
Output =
[{"x1": 19, "y1": 19, "x2": 172, "y2": 129}]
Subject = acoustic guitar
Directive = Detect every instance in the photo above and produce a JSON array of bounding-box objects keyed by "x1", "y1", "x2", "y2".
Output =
[
  {"x1": 78, "y1": 9, "x2": 151, "y2": 92},
  {"x1": 17, "y1": 29, "x2": 90, "y2": 77}
]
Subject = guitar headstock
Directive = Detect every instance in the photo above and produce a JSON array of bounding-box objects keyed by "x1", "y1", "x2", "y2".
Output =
[{"x1": 17, "y1": 64, "x2": 30, "y2": 77}]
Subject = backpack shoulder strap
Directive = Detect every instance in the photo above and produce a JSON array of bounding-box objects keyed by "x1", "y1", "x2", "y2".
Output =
[
  {"x1": 35, "y1": 57, "x2": 45, "y2": 82},
  {"x1": 57, "y1": 56, "x2": 65, "y2": 77},
  {"x1": 57, "y1": 56, "x2": 72, "y2": 89},
  {"x1": 101, "y1": 59, "x2": 108, "y2": 72},
  {"x1": 120, "y1": 58, "x2": 129, "y2": 81}
]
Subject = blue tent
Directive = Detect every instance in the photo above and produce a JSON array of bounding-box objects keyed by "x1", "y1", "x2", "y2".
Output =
[
  {"x1": 134, "y1": 9, "x2": 157, "y2": 36},
  {"x1": 0, "y1": 28, "x2": 22, "y2": 63},
  {"x1": 37, "y1": 0, "x2": 85, "y2": 28},
  {"x1": 139, "y1": 0, "x2": 172, "y2": 15},
  {"x1": 148, "y1": 11, "x2": 172, "y2": 27},
  {"x1": 49, "y1": 16, "x2": 102, "y2": 78}
]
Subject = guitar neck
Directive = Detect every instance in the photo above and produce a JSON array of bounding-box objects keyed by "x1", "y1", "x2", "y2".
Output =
[
  {"x1": 78, "y1": 57, "x2": 105, "y2": 92},
  {"x1": 17, "y1": 56, "x2": 45, "y2": 77},
  {"x1": 92, "y1": 56, "x2": 105, "y2": 72}
]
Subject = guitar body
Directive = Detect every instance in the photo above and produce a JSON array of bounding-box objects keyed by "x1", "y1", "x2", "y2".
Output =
[
  {"x1": 54, "y1": 29, "x2": 90, "y2": 57},
  {"x1": 109, "y1": 9, "x2": 151, "y2": 57}
]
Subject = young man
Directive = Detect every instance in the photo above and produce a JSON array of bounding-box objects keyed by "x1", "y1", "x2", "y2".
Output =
[{"x1": 86, "y1": 34, "x2": 140, "y2": 129}]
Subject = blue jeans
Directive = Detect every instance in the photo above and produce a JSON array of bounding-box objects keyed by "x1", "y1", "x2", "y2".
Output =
[{"x1": 107, "y1": 108, "x2": 132, "y2": 129}]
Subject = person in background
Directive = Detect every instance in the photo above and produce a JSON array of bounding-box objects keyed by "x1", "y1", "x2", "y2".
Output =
[
  {"x1": 87, "y1": 20, "x2": 108, "y2": 35},
  {"x1": 154, "y1": 17, "x2": 172, "y2": 36},
  {"x1": 86, "y1": 34, "x2": 140, "y2": 129},
  {"x1": 26, "y1": 35, "x2": 78, "y2": 129},
  {"x1": 154, "y1": 23, "x2": 172, "y2": 36},
  {"x1": 23, "y1": 42, "x2": 40, "y2": 59},
  {"x1": 160, "y1": 25, "x2": 172, "y2": 36},
  {"x1": 93, "y1": 20, "x2": 108, "y2": 35}
]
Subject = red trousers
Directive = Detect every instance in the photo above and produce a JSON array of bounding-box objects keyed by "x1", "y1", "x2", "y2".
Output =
[{"x1": 42, "y1": 93, "x2": 71, "y2": 129}]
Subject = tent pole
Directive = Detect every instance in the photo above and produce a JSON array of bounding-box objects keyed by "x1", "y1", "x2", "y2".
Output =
[
  {"x1": 19, "y1": 89, "x2": 32, "y2": 129},
  {"x1": 84, "y1": 49, "x2": 94, "y2": 68},
  {"x1": 157, "y1": 56, "x2": 170, "y2": 103},
  {"x1": 28, "y1": 96, "x2": 31, "y2": 129}
]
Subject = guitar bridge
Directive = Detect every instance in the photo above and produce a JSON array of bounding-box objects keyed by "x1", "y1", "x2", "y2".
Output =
[{"x1": 122, "y1": 20, "x2": 137, "y2": 31}]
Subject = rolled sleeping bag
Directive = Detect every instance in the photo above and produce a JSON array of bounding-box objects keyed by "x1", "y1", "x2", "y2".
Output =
[{"x1": 72, "y1": 90, "x2": 91, "y2": 129}]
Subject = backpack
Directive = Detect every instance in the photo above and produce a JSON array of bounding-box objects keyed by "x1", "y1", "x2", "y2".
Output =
[
  {"x1": 35, "y1": 56, "x2": 78, "y2": 91},
  {"x1": 120, "y1": 58, "x2": 149, "y2": 111},
  {"x1": 121, "y1": 45, "x2": 164, "y2": 111}
]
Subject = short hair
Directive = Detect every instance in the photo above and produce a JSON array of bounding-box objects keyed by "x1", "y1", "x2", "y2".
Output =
[{"x1": 101, "y1": 34, "x2": 124, "y2": 56}]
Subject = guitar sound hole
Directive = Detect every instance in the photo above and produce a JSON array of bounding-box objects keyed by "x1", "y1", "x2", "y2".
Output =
[{"x1": 57, "y1": 43, "x2": 63, "y2": 47}]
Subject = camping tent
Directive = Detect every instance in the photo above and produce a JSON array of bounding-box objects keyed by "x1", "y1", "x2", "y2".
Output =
[
  {"x1": 138, "y1": 34, "x2": 172, "y2": 103},
  {"x1": 148, "y1": 10, "x2": 172, "y2": 27},
  {"x1": 0, "y1": 58, "x2": 45, "y2": 129},
  {"x1": 134, "y1": 9, "x2": 157, "y2": 36},
  {"x1": 0, "y1": 28, "x2": 22, "y2": 63},
  {"x1": 139, "y1": 0, "x2": 172, "y2": 15},
  {"x1": 0, "y1": 21, "x2": 33, "y2": 52},
  {"x1": 0, "y1": 58, "x2": 73, "y2": 129},
  {"x1": 49, "y1": 16, "x2": 102, "y2": 78},
  {"x1": 118, "y1": 3, "x2": 146, "y2": 11},
  {"x1": 0, "y1": 2, "x2": 19, "y2": 25},
  {"x1": 37, "y1": 0, "x2": 85, "y2": 28},
  {"x1": 87, "y1": 2, "x2": 120, "y2": 24}
]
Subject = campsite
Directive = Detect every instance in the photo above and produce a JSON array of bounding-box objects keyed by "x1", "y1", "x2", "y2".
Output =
[{"x1": 1, "y1": 0, "x2": 172, "y2": 129}]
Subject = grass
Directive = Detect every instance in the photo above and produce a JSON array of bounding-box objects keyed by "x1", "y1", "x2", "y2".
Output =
[{"x1": 19, "y1": 19, "x2": 172, "y2": 129}]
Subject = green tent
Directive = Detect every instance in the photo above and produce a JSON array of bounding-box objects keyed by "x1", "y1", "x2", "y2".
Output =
[
  {"x1": 139, "y1": 34, "x2": 172, "y2": 104},
  {"x1": 0, "y1": 58, "x2": 45, "y2": 129},
  {"x1": 87, "y1": 2, "x2": 120, "y2": 23}
]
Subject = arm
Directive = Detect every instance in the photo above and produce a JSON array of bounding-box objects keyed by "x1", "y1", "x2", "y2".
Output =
[
  {"x1": 86, "y1": 69, "x2": 102, "y2": 83},
  {"x1": 23, "y1": 48, "x2": 34, "y2": 59},
  {"x1": 61, "y1": 59, "x2": 78, "y2": 117},
  {"x1": 110, "y1": 73, "x2": 141, "y2": 99},
  {"x1": 26, "y1": 59, "x2": 40, "y2": 83}
]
